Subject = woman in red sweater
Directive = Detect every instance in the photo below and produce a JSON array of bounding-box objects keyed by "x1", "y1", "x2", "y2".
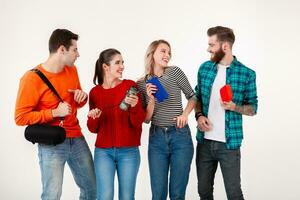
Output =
[{"x1": 87, "y1": 48, "x2": 145, "y2": 200}]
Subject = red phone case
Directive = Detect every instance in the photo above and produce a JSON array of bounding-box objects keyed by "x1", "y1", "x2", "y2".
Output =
[{"x1": 220, "y1": 84, "x2": 233, "y2": 102}]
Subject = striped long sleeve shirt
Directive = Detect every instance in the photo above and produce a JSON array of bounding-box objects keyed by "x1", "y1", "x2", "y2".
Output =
[{"x1": 137, "y1": 66, "x2": 195, "y2": 127}]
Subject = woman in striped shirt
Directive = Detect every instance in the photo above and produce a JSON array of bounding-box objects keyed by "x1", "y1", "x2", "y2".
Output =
[{"x1": 137, "y1": 40, "x2": 196, "y2": 200}]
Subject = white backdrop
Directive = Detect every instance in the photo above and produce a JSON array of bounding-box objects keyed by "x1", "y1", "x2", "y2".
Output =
[{"x1": 1, "y1": 0, "x2": 300, "y2": 199}]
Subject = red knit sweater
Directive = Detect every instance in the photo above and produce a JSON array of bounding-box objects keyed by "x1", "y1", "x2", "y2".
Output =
[{"x1": 87, "y1": 80, "x2": 146, "y2": 148}]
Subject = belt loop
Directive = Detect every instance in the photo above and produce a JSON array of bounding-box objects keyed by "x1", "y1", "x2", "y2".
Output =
[{"x1": 151, "y1": 123, "x2": 155, "y2": 133}]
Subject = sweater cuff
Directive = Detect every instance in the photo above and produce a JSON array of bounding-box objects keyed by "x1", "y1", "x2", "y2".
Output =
[
  {"x1": 45, "y1": 109, "x2": 54, "y2": 121},
  {"x1": 129, "y1": 105, "x2": 139, "y2": 113},
  {"x1": 87, "y1": 116, "x2": 100, "y2": 133}
]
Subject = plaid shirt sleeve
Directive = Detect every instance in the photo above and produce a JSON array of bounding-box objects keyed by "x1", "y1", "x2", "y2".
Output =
[
  {"x1": 244, "y1": 70, "x2": 258, "y2": 114},
  {"x1": 194, "y1": 65, "x2": 201, "y2": 101}
]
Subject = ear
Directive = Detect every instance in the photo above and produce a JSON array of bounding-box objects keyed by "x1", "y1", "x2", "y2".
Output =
[
  {"x1": 221, "y1": 43, "x2": 226, "y2": 51},
  {"x1": 57, "y1": 45, "x2": 66, "y2": 54},
  {"x1": 102, "y1": 63, "x2": 109, "y2": 71},
  {"x1": 222, "y1": 42, "x2": 230, "y2": 52}
]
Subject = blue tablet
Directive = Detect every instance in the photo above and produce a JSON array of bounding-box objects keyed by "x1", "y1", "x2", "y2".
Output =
[{"x1": 146, "y1": 77, "x2": 169, "y2": 103}]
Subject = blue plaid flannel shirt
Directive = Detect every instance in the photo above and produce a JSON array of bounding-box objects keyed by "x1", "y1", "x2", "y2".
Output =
[{"x1": 195, "y1": 57, "x2": 258, "y2": 149}]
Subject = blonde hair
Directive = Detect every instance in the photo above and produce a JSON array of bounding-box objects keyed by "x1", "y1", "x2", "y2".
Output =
[{"x1": 143, "y1": 39, "x2": 171, "y2": 78}]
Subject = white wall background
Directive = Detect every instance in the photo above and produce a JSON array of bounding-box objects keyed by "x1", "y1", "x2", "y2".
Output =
[{"x1": 1, "y1": 0, "x2": 300, "y2": 199}]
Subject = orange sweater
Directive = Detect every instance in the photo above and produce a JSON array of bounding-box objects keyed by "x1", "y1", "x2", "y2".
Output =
[{"x1": 15, "y1": 64, "x2": 87, "y2": 138}]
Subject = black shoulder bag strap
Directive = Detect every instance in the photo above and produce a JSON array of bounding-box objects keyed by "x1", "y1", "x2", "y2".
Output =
[{"x1": 31, "y1": 68, "x2": 65, "y2": 125}]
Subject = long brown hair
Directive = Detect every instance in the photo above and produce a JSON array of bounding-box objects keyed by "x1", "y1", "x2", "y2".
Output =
[{"x1": 93, "y1": 48, "x2": 121, "y2": 85}]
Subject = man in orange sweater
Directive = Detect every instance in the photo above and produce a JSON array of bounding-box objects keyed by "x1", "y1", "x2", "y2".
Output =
[{"x1": 15, "y1": 29, "x2": 96, "y2": 200}]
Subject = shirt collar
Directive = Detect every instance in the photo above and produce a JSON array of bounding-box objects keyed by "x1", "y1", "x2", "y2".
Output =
[{"x1": 212, "y1": 56, "x2": 238, "y2": 69}]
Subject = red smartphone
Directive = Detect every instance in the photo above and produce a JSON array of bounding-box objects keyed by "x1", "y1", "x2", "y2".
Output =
[{"x1": 220, "y1": 84, "x2": 233, "y2": 102}]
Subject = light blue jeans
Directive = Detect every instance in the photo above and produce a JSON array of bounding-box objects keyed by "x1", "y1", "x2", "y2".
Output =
[
  {"x1": 94, "y1": 147, "x2": 140, "y2": 200},
  {"x1": 38, "y1": 136, "x2": 96, "y2": 200},
  {"x1": 148, "y1": 124, "x2": 194, "y2": 200}
]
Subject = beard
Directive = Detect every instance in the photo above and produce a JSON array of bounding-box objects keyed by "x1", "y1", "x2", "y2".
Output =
[{"x1": 210, "y1": 48, "x2": 225, "y2": 63}]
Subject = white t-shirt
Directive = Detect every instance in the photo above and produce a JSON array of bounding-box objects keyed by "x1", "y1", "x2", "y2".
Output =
[{"x1": 204, "y1": 64, "x2": 228, "y2": 142}]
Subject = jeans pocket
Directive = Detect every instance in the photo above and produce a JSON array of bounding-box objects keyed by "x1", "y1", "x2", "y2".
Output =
[
  {"x1": 149, "y1": 126, "x2": 156, "y2": 137},
  {"x1": 176, "y1": 125, "x2": 191, "y2": 137}
]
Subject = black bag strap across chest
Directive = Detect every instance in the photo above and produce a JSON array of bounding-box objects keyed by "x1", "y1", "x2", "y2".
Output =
[
  {"x1": 31, "y1": 68, "x2": 64, "y2": 102},
  {"x1": 31, "y1": 68, "x2": 65, "y2": 122}
]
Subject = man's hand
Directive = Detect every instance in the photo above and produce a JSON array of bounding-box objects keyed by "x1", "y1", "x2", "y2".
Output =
[
  {"x1": 220, "y1": 100, "x2": 236, "y2": 111},
  {"x1": 197, "y1": 116, "x2": 212, "y2": 132},
  {"x1": 52, "y1": 102, "x2": 72, "y2": 117},
  {"x1": 68, "y1": 89, "x2": 87, "y2": 103}
]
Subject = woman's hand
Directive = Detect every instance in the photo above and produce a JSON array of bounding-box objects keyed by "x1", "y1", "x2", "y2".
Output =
[
  {"x1": 173, "y1": 113, "x2": 188, "y2": 128},
  {"x1": 125, "y1": 94, "x2": 139, "y2": 108},
  {"x1": 146, "y1": 83, "x2": 157, "y2": 101},
  {"x1": 88, "y1": 108, "x2": 102, "y2": 119}
]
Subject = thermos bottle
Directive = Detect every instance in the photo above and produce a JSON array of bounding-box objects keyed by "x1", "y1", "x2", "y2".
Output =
[{"x1": 119, "y1": 87, "x2": 138, "y2": 111}]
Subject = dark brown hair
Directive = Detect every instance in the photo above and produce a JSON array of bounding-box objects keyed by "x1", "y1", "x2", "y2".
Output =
[
  {"x1": 207, "y1": 26, "x2": 235, "y2": 46},
  {"x1": 48, "y1": 29, "x2": 79, "y2": 53},
  {"x1": 93, "y1": 48, "x2": 121, "y2": 85}
]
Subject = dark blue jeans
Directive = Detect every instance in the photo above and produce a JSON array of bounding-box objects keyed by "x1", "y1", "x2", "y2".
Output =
[
  {"x1": 148, "y1": 124, "x2": 194, "y2": 200},
  {"x1": 196, "y1": 139, "x2": 244, "y2": 200}
]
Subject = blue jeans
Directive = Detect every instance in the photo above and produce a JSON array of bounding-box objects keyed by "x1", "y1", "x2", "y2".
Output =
[
  {"x1": 94, "y1": 147, "x2": 140, "y2": 200},
  {"x1": 38, "y1": 136, "x2": 96, "y2": 200},
  {"x1": 196, "y1": 139, "x2": 244, "y2": 200},
  {"x1": 148, "y1": 124, "x2": 194, "y2": 200}
]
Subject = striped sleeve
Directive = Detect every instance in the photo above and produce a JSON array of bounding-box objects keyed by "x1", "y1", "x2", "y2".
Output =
[
  {"x1": 136, "y1": 79, "x2": 148, "y2": 109},
  {"x1": 173, "y1": 66, "x2": 195, "y2": 100}
]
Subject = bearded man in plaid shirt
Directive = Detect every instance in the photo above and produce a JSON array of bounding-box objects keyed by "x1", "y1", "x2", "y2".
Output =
[{"x1": 194, "y1": 26, "x2": 258, "y2": 200}]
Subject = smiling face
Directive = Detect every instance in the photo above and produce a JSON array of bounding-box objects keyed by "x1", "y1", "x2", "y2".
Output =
[
  {"x1": 153, "y1": 43, "x2": 171, "y2": 68},
  {"x1": 104, "y1": 53, "x2": 124, "y2": 79}
]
